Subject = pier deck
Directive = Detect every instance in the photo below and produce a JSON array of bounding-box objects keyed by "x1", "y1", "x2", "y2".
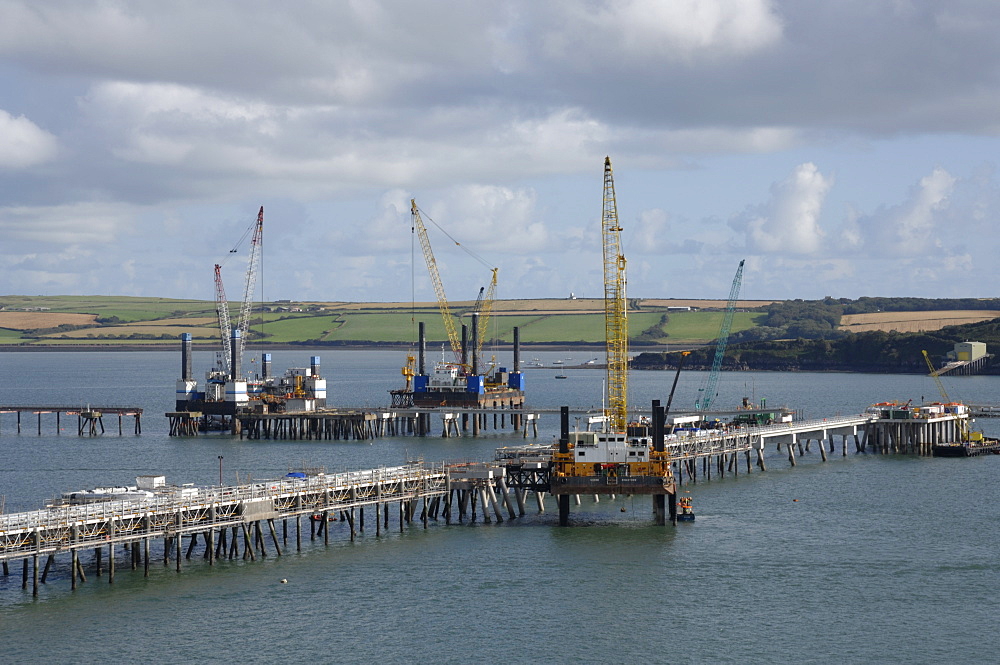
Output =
[
  {"x1": 0, "y1": 405, "x2": 143, "y2": 435},
  {"x1": 0, "y1": 464, "x2": 448, "y2": 594}
]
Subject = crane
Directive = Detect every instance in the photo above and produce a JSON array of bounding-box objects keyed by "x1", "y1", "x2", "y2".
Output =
[
  {"x1": 663, "y1": 351, "x2": 691, "y2": 425},
  {"x1": 922, "y1": 349, "x2": 952, "y2": 403},
  {"x1": 923, "y1": 349, "x2": 969, "y2": 440},
  {"x1": 474, "y1": 267, "x2": 499, "y2": 372},
  {"x1": 235, "y1": 206, "x2": 264, "y2": 370},
  {"x1": 213, "y1": 264, "x2": 232, "y2": 375},
  {"x1": 602, "y1": 156, "x2": 629, "y2": 432},
  {"x1": 696, "y1": 259, "x2": 745, "y2": 411},
  {"x1": 411, "y1": 199, "x2": 463, "y2": 365}
]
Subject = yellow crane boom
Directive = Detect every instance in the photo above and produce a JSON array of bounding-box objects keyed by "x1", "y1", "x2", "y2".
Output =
[
  {"x1": 475, "y1": 267, "x2": 498, "y2": 369},
  {"x1": 922, "y1": 349, "x2": 969, "y2": 440},
  {"x1": 602, "y1": 157, "x2": 628, "y2": 431},
  {"x1": 922, "y1": 349, "x2": 951, "y2": 403},
  {"x1": 412, "y1": 199, "x2": 463, "y2": 364}
]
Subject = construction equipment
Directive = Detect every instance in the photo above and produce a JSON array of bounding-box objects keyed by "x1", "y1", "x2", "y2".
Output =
[
  {"x1": 922, "y1": 350, "x2": 953, "y2": 403},
  {"x1": 922, "y1": 349, "x2": 969, "y2": 439},
  {"x1": 474, "y1": 267, "x2": 499, "y2": 373},
  {"x1": 663, "y1": 351, "x2": 690, "y2": 421},
  {"x1": 213, "y1": 264, "x2": 232, "y2": 375},
  {"x1": 602, "y1": 156, "x2": 629, "y2": 432},
  {"x1": 411, "y1": 199, "x2": 463, "y2": 364},
  {"x1": 401, "y1": 354, "x2": 416, "y2": 391},
  {"x1": 696, "y1": 259, "x2": 745, "y2": 411},
  {"x1": 548, "y1": 158, "x2": 674, "y2": 525},
  {"x1": 235, "y1": 206, "x2": 264, "y2": 370}
]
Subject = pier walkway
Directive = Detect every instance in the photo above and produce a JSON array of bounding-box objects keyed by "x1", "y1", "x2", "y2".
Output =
[
  {"x1": 0, "y1": 464, "x2": 448, "y2": 595},
  {"x1": 2, "y1": 406, "x2": 978, "y2": 598},
  {"x1": 498, "y1": 410, "x2": 968, "y2": 489}
]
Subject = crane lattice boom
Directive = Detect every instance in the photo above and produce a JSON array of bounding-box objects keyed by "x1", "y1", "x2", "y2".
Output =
[
  {"x1": 411, "y1": 199, "x2": 463, "y2": 364},
  {"x1": 236, "y1": 206, "x2": 264, "y2": 372},
  {"x1": 475, "y1": 267, "x2": 499, "y2": 370},
  {"x1": 922, "y1": 349, "x2": 968, "y2": 439},
  {"x1": 922, "y1": 349, "x2": 951, "y2": 403},
  {"x1": 213, "y1": 264, "x2": 231, "y2": 375},
  {"x1": 697, "y1": 259, "x2": 745, "y2": 411},
  {"x1": 602, "y1": 157, "x2": 628, "y2": 432}
]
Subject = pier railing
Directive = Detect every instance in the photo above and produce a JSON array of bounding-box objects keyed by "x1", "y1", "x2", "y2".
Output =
[{"x1": 0, "y1": 463, "x2": 448, "y2": 558}]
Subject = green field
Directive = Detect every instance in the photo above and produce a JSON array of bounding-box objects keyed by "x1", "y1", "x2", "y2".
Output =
[
  {"x1": 0, "y1": 295, "x2": 216, "y2": 322},
  {"x1": 0, "y1": 295, "x2": 766, "y2": 347},
  {"x1": 661, "y1": 311, "x2": 764, "y2": 343}
]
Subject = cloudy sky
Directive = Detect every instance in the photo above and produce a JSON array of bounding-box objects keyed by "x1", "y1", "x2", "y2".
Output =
[{"x1": 2, "y1": 0, "x2": 1000, "y2": 303}]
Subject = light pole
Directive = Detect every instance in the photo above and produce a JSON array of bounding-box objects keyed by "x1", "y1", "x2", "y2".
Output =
[{"x1": 218, "y1": 456, "x2": 223, "y2": 485}]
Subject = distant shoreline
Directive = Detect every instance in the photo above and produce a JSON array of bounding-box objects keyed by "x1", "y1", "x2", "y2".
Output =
[{"x1": 0, "y1": 342, "x2": 688, "y2": 353}]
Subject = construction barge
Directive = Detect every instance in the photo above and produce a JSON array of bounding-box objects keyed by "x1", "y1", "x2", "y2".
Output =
[
  {"x1": 931, "y1": 438, "x2": 1000, "y2": 457},
  {"x1": 167, "y1": 319, "x2": 528, "y2": 438}
]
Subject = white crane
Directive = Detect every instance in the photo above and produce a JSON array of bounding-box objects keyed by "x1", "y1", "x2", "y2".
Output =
[
  {"x1": 236, "y1": 206, "x2": 264, "y2": 372},
  {"x1": 213, "y1": 263, "x2": 232, "y2": 375}
]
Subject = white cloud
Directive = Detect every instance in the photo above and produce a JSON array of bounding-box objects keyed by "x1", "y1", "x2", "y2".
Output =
[
  {"x1": 0, "y1": 109, "x2": 57, "y2": 168},
  {"x1": 892, "y1": 167, "x2": 956, "y2": 254},
  {"x1": 853, "y1": 167, "x2": 956, "y2": 257},
  {"x1": 591, "y1": 0, "x2": 784, "y2": 60},
  {"x1": 5, "y1": 2, "x2": 1000, "y2": 302},
  {"x1": 0, "y1": 201, "x2": 138, "y2": 244},
  {"x1": 629, "y1": 209, "x2": 672, "y2": 254},
  {"x1": 744, "y1": 163, "x2": 831, "y2": 254}
]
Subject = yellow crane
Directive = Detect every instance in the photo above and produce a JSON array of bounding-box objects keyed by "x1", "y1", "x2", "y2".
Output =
[
  {"x1": 602, "y1": 156, "x2": 628, "y2": 432},
  {"x1": 922, "y1": 349, "x2": 952, "y2": 402},
  {"x1": 411, "y1": 199, "x2": 463, "y2": 364},
  {"x1": 923, "y1": 349, "x2": 968, "y2": 440},
  {"x1": 474, "y1": 267, "x2": 499, "y2": 372}
]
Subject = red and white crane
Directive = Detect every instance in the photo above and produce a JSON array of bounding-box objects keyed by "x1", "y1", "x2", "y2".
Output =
[
  {"x1": 236, "y1": 206, "x2": 264, "y2": 368},
  {"x1": 213, "y1": 206, "x2": 263, "y2": 379},
  {"x1": 213, "y1": 263, "x2": 232, "y2": 375}
]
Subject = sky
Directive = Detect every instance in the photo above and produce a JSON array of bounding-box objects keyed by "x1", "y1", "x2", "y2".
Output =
[{"x1": 2, "y1": 0, "x2": 1000, "y2": 304}]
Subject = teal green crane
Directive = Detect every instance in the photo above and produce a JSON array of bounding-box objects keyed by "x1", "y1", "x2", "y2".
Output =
[{"x1": 696, "y1": 259, "x2": 745, "y2": 411}]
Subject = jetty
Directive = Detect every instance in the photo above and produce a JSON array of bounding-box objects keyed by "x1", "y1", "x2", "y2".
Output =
[
  {"x1": 1, "y1": 400, "x2": 984, "y2": 599},
  {"x1": 0, "y1": 464, "x2": 449, "y2": 596},
  {"x1": 0, "y1": 406, "x2": 143, "y2": 435},
  {"x1": 166, "y1": 405, "x2": 541, "y2": 440}
]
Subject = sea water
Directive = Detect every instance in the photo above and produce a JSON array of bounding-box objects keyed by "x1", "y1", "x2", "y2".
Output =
[{"x1": 0, "y1": 349, "x2": 998, "y2": 664}]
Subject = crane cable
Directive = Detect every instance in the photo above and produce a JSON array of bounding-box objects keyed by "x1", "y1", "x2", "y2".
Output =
[{"x1": 414, "y1": 203, "x2": 495, "y2": 271}]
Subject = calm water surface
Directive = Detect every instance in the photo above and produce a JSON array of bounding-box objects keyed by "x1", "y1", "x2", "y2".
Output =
[{"x1": 0, "y1": 350, "x2": 998, "y2": 664}]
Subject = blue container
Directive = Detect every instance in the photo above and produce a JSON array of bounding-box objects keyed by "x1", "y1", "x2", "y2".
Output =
[
  {"x1": 508, "y1": 372, "x2": 526, "y2": 390},
  {"x1": 414, "y1": 375, "x2": 429, "y2": 392},
  {"x1": 466, "y1": 375, "x2": 485, "y2": 393}
]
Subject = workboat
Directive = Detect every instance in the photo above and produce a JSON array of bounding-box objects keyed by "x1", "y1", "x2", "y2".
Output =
[
  {"x1": 677, "y1": 495, "x2": 695, "y2": 521},
  {"x1": 555, "y1": 374, "x2": 568, "y2": 379}
]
